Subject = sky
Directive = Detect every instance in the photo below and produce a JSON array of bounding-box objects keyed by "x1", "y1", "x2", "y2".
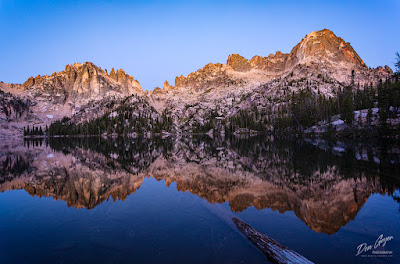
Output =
[{"x1": 0, "y1": 0, "x2": 399, "y2": 91}]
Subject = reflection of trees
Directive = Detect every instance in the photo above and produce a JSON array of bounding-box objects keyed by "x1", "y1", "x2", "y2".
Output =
[
  {"x1": 0, "y1": 136, "x2": 399, "y2": 234},
  {"x1": 0, "y1": 149, "x2": 37, "y2": 184},
  {"x1": 40, "y1": 136, "x2": 400, "y2": 192},
  {"x1": 47, "y1": 136, "x2": 173, "y2": 174},
  {"x1": 171, "y1": 135, "x2": 400, "y2": 192}
]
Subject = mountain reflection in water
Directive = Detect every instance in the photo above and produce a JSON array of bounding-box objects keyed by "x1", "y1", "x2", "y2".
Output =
[{"x1": 1, "y1": 136, "x2": 399, "y2": 235}]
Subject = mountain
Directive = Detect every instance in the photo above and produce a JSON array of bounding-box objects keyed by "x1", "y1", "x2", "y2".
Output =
[
  {"x1": 0, "y1": 29, "x2": 396, "y2": 137},
  {"x1": 0, "y1": 62, "x2": 143, "y2": 136},
  {"x1": 21, "y1": 62, "x2": 142, "y2": 116},
  {"x1": 146, "y1": 29, "x2": 395, "y2": 135},
  {"x1": 22, "y1": 62, "x2": 142, "y2": 98},
  {"x1": 162, "y1": 29, "x2": 391, "y2": 94},
  {"x1": 0, "y1": 89, "x2": 40, "y2": 137}
]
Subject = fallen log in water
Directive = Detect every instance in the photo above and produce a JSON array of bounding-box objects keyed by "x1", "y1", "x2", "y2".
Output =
[{"x1": 232, "y1": 217, "x2": 314, "y2": 264}]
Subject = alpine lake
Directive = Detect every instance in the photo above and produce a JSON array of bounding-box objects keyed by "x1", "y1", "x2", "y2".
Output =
[{"x1": 0, "y1": 135, "x2": 399, "y2": 264}]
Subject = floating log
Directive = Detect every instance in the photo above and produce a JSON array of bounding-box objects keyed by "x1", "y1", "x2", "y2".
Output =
[{"x1": 232, "y1": 217, "x2": 314, "y2": 264}]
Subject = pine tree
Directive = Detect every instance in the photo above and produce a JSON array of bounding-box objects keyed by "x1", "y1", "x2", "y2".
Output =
[
  {"x1": 395, "y1": 52, "x2": 400, "y2": 74},
  {"x1": 341, "y1": 86, "x2": 354, "y2": 125},
  {"x1": 377, "y1": 79, "x2": 389, "y2": 126}
]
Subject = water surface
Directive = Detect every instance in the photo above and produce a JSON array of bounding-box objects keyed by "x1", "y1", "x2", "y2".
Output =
[{"x1": 0, "y1": 136, "x2": 399, "y2": 263}]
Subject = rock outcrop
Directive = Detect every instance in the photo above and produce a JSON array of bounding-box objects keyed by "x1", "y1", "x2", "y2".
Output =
[
  {"x1": 23, "y1": 62, "x2": 142, "y2": 102},
  {"x1": 165, "y1": 29, "x2": 392, "y2": 93},
  {"x1": 163, "y1": 81, "x2": 174, "y2": 91},
  {"x1": 174, "y1": 63, "x2": 238, "y2": 91},
  {"x1": 1, "y1": 62, "x2": 143, "y2": 136},
  {"x1": 285, "y1": 29, "x2": 365, "y2": 68},
  {"x1": 145, "y1": 29, "x2": 393, "y2": 134},
  {"x1": 227, "y1": 54, "x2": 252, "y2": 72},
  {"x1": 0, "y1": 29, "x2": 395, "y2": 137}
]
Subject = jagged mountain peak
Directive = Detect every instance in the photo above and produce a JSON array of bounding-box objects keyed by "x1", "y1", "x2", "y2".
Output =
[
  {"x1": 174, "y1": 62, "x2": 226, "y2": 90},
  {"x1": 224, "y1": 29, "x2": 366, "y2": 74},
  {"x1": 0, "y1": 29, "x2": 395, "y2": 138},
  {"x1": 21, "y1": 62, "x2": 142, "y2": 96},
  {"x1": 163, "y1": 80, "x2": 174, "y2": 91},
  {"x1": 286, "y1": 29, "x2": 366, "y2": 68},
  {"x1": 9, "y1": 62, "x2": 144, "y2": 127},
  {"x1": 66, "y1": 61, "x2": 99, "y2": 70},
  {"x1": 168, "y1": 28, "x2": 388, "y2": 92},
  {"x1": 227, "y1": 54, "x2": 252, "y2": 72}
]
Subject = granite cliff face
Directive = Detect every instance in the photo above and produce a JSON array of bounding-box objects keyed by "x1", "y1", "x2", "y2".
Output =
[
  {"x1": 0, "y1": 90, "x2": 34, "y2": 122},
  {"x1": 227, "y1": 52, "x2": 289, "y2": 73},
  {"x1": 23, "y1": 62, "x2": 142, "y2": 98},
  {"x1": 0, "y1": 89, "x2": 41, "y2": 137},
  {"x1": 22, "y1": 62, "x2": 142, "y2": 111},
  {"x1": 147, "y1": 29, "x2": 393, "y2": 134},
  {"x1": 164, "y1": 29, "x2": 391, "y2": 94},
  {"x1": 285, "y1": 29, "x2": 365, "y2": 68},
  {"x1": 0, "y1": 29, "x2": 395, "y2": 137},
  {"x1": 0, "y1": 62, "x2": 143, "y2": 136},
  {"x1": 174, "y1": 63, "x2": 243, "y2": 91}
]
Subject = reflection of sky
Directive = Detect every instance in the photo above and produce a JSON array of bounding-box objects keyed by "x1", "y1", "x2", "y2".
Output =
[
  {"x1": 1, "y1": 178, "x2": 399, "y2": 264},
  {"x1": 0, "y1": 0, "x2": 399, "y2": 90}
]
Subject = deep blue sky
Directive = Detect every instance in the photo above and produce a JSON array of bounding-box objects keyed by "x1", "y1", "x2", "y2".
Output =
[{"x1": 0, "y1": 0, "x2": 399, "y2": 91}]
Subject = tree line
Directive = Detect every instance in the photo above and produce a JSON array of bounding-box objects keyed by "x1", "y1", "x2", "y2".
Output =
[
  {"x1": 47, "y1": 99, "x2": 174, "y2": 136},
  {"x1": 41, "y1": 53, "x2": 400, "y2": 137},
  {"x1": 273, "y1": 74, "x2": 400, "y2": 133},
  {"x1": 24, "y1": 125, "x2": 45, "y2": 136}
]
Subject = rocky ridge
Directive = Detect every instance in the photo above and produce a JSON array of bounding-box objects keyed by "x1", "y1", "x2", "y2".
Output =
[
  {"x1": 160, "y1": 29, "x2": 391, "y2": 95},
  {"x1": 0, "y1": 29, "x2": 395, "y2": 137},
  {"x1": 0, "y1": 62, "x2": 143, "y2": 136},
  {"x1": 146, "y1": 29, "x2": 393, "y2": 134}
]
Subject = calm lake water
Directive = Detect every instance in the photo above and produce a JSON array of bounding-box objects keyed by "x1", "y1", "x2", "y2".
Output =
[{"x1": 0, "y1": 136, "x2": 399, "y2": 264}]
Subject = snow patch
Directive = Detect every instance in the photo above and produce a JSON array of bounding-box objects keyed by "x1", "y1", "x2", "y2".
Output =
[
  {"x1": 110, "y1": 153, "x2": 119, "y2": 159},
  {"x1": 333, "y1": 147, "x2": 345, "y2": 152},
  {"x1": 109, "y1": 112, "x2": 118, "y2": 118},
  {"x1": 331, "y1": 119, "x2": 344, "y2": 126}
]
